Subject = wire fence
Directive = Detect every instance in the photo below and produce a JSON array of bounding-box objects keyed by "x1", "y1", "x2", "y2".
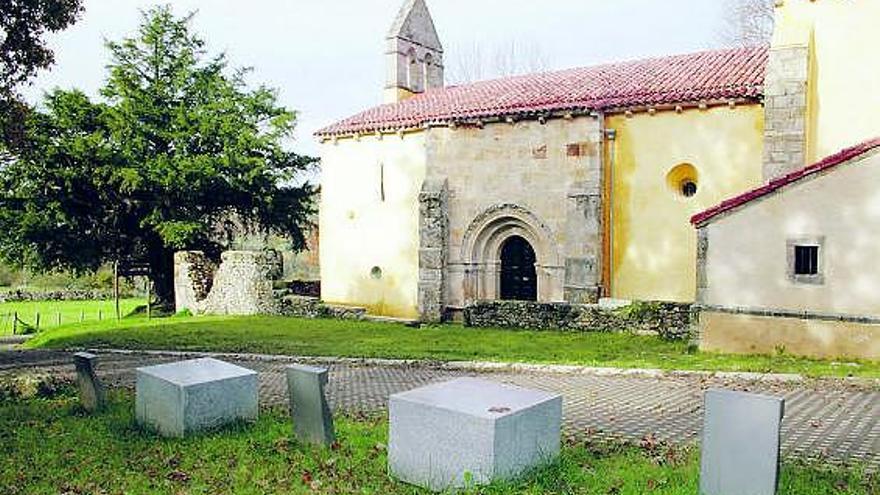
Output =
[
  {"x1": 0, "y1": 309, "x2": 120, "y2": 336},
  {"x1": 0, "y1": 298, "x2": 147, "y2": 336}
]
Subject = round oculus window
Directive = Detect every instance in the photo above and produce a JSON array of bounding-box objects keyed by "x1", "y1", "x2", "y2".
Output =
[{"x1": 666, "y1": 163, "x2": 699, "y2": 199}]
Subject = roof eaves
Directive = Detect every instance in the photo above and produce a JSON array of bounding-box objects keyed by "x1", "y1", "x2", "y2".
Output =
[{"x1": 691, "y1": 137, "x2": 880, "y2": 227}]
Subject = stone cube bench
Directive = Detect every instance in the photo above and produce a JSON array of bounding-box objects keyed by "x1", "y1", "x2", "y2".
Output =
[
  {"x1": 135, "y1": 358, "x2": 258, "y2": 437},
  {"x1": 389, "y1": 377, "x2": 562, "y2": 491}
]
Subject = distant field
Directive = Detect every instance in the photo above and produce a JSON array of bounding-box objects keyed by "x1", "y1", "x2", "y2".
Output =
[{"x1": 0, "y1": 299, "x2": 145, "y2": 335}]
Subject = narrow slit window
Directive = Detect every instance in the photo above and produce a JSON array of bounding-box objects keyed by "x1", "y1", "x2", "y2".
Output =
[
  {"x1": 379, "y1": 163, "x2": 385, "y2": 202},
  {"x1": 794, "y1": 245, "x2": 819, "y2": 275}
]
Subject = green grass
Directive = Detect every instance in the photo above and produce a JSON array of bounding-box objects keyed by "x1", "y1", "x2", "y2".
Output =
[
  {"x1": 0, "y1": 389, "x2": 874, "y2": 494},
  {"x1": 0, "y1": 298, "x2": 146, "y2": 335},
  {"x1": 25, "y1": 314, "x2": 880, "y2": 378}
]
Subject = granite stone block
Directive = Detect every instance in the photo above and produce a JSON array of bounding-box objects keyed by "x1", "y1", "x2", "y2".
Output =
[
  {"x1": 700, "y1": 389, "x2": 785, "y2": 495},
  {"x1": 135, "y1": 358, "x2": 258, "y2": 437},
  {"x1": 389, "y1": 377, "x2": 561, "y2": 491}
]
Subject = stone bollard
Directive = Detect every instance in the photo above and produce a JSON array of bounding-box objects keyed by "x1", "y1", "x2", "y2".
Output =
[
  {"x1": 285, "y1": 364, "x2": 335, "y2": 446},
  {"x1": 700, "y1": 389, "x2": 785, "y2": 495},
  {"x1": 73, "y1": 352, "x2": 105, "y2": 412}
]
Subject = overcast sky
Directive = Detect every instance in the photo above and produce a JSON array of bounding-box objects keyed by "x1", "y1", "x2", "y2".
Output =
[{"x1": 23, "y1": 0, "x2": 730, "y2": 157}]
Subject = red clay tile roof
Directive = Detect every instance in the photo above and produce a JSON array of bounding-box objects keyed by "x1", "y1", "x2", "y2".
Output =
[
  {"x1": 692, "y1": 137, "x2": 880, "y2": 227},
  {"x1": 316, "y1": 46, "x2": 768, "y2": 136}
]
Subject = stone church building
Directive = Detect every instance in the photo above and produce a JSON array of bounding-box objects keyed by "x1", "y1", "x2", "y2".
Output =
[{"x1": 315, "y1": 0, "x2": 880, "y2": 335}]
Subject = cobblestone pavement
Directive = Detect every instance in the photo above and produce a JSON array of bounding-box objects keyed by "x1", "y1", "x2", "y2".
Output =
[{"x1": 2, "y1": 350, "x2": 877, "y2": 468}]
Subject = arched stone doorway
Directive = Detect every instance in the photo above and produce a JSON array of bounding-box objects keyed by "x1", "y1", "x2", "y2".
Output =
[
  {"x1": 500, "y1": 236, "x2": 537, "y2": 301},
  {"x1": 456, "y1": 204, "x2": 565, "y2": 304}
]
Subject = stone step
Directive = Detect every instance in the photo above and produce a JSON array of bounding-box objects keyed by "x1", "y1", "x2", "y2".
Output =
[
  {"x1": 363, "y1": 314, "x2": 420, "y2": 326},
  {"x1": 598, "y1": 298, "x2": 633, "y2": 310}
]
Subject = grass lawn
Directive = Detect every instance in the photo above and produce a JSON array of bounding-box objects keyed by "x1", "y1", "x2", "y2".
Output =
[
  {"x1": 25, "y1": 315, "x2": 880, "y2": 378},
  {"x1": 1, "y1": 387, "x2": 874, "y2": 495},
  {"x1": 0, "y1": 298, "x2": 146, "y2": 335}
]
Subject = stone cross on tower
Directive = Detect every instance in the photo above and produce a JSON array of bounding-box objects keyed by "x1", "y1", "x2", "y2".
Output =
[{"x1": 385, "y1": 0, "x2": 444, "y2": 103}]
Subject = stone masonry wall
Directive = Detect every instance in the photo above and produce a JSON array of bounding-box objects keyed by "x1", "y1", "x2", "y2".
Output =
[
  {"x1": 463, "y1": 300, "x2": 694, "y2": 340},
  {"x1": 174, "y1": 251, "x2": 281, "y2": 316},
  {"x1": 0, "y1": 289, "x2": 117, "y2": 303},
  {"x1": 426, "y1": 116, "x2": 604, "y2": 307},
  {"x1": 280, "y1": 295, "x2": 367, "y2": 320},
  {"x1": 763, "y1": 45, "x2": 810, "y2": 181},
  {"x1": 173, "y1": 251, "x2": 216, "y2": 314}
]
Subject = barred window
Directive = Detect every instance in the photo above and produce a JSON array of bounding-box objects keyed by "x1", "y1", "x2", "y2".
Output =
[{"x1": 794, "y1": 245, "x2": 819, "y2": 276}]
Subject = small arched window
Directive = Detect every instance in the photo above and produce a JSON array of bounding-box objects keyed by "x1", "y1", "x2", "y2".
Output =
[
  {"x1": 423, "y1": 53, "x2": 434, "y2": 89},
  {"x1": 406, "y1": 48, "x2": 416, "y2": 89},
  {"x1": 406, "y1": 48, "x2": 423, "y2": 92}
]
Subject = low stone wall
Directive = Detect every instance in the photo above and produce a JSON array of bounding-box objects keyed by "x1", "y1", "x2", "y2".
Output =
[
  {"x1": 0, "y1": 289, "x2": 115, "y2": 303},
  {"x1": 462, "y1": 300, "x2": 693, "y2": 340},
  {"x1": 279, "y1": 280, "x2": 321, "y2": 298},
  {"x1": 281, "y1": 296, "x2": 366, "y2": 320}
]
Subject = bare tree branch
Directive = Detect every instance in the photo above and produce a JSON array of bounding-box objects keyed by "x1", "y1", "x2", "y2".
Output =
[
  {"x1": 447, "y1": 39, "x2": 552, "y2": 84},
  {"x1": 719, "y1": 0, "x2": 775, "y2": 47}
]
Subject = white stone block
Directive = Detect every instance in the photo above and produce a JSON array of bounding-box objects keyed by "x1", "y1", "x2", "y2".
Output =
[
  {"x1": 136, "y1": 358, "x2": 258, "y2": 437},
  {"x1": 389, "y1": 377, "x2": 561, "y2": 491},
  {"x1": 700, "y1": 389, "x2": 785, "y2": 495}
]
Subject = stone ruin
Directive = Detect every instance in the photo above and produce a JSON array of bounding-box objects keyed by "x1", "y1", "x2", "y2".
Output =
[
  {"x1": 174, "y1": 249, "x2": 369, "y2": 319},
  {"x1": 174, "y1": 250, "x2": 282, "y2": 316}
]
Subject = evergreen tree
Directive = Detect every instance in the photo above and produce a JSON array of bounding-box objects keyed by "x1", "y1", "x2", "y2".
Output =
[{"x1": 0, "y1": 6, "x2": 317, "y2": 306}]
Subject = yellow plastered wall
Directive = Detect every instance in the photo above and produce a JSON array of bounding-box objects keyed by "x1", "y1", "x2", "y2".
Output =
[
  {"x1": 318, "y1": 132, "x2": 427, "y2": 318},
  {"x1": 608, "y1": 105, "x2": 764, "y2": 302},
  {"x1": 775, "y1": 0, "x2": 880, "y2": 161}
]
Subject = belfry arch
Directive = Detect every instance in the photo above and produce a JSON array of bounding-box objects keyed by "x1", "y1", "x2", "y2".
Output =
[{"x1": 459, "y1": 204, "x2": 563, "y2": 303}]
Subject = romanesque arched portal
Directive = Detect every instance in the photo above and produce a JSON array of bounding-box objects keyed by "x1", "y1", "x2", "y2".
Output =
[{"x1": 458, "y1": 204, "x2": 563, "y2": 303}]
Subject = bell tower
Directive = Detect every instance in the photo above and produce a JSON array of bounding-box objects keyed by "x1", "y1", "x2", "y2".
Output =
[{"x1": 385, "y1": 0, "x2": 444, "y2": 103}]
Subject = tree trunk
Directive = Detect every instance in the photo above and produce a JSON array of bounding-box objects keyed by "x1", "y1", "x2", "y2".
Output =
[{"x1": 149, "y1": 245, "x2": 176, "y2": 311}]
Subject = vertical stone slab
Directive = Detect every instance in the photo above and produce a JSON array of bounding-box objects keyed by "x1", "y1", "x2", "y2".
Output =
[
  {"x1": 286, "y1": 364, "x2": 335, "y2": 446},
  {"x1": 700, "y1": 389, "x2": 785, "y2": 495},
  {"x1": 763, "y1": 45, "x2": 810, "y2": 181},
  {"x1": 73, "y1": 352, "x2": 105, "y2": 412},
  {"x1": 418, "y1": 178, "x2": 449, "y2": 322}
]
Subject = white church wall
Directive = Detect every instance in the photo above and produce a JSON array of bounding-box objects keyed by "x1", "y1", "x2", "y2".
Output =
[
  {"x1": 701, "y1": 149, "x2": 880, "y2": 316},
  {"x1": 319, "y1": 132, "x2": 427, "y2": 318}
]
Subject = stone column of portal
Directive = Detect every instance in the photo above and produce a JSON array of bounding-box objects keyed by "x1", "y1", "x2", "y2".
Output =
[
  {"x1": 417, "y1": 179, "x2": 449, "y2": 322},
  {"x1": 562, "y1": 128, "x2": 604, "y2": 304}
]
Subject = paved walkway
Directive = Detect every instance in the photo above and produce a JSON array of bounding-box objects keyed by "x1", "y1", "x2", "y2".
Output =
[{"x1": 1, "y1": 350, "x2": 877, "y2": 468}]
